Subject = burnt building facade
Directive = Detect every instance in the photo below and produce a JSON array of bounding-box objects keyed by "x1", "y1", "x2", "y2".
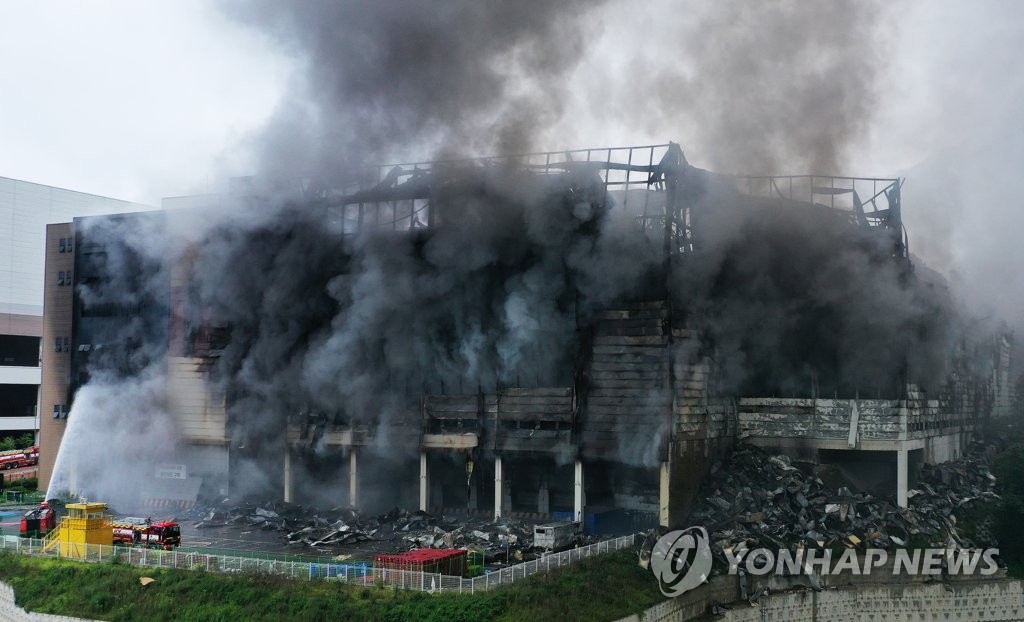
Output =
[{"x1": 40, "y1": 143, "x2": 1013, "y2": 524}]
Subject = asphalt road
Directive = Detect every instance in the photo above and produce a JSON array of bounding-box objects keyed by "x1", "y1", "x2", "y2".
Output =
[{"x1": 0, "y1": 509, "x2": 25, "y2": 534}]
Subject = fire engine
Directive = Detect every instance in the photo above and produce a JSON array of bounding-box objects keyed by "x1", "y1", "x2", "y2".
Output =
[
  {"x1": 111, "y1": 517, "x2": 181, "y2": 549},
  {"x1": 20, "y1": 501, "x2": 57, "y2": 538},
  {"x1": 0, "y1": 446, "x2": 38, "y2": 470}
]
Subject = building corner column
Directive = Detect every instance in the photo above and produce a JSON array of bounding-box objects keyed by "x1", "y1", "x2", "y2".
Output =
[
  {"x1": 574, "y1": 459, "x2": 584, "y2": 523},
  {"x1": 348, "y1": 449, "x2": 359, "y2": 508},
  {"x1": 283, "y1": 447, "x2": 293, "y2": 503},
  {"x1": 659, "y1": 460, "x2": 671, "y2": 528},
  {"x1": 494, "y1": 456, "x2": 503, "y2": 520},
  {"x1": 897, "y1": 447, "x2": 909, "y2": 508},
  {"x1": 419, "y1": 451, "x2": 429, "y2": 512}
]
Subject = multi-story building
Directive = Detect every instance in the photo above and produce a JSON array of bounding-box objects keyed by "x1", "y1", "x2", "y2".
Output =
[
  {"x1": 0, "y1": 176, "x2": 150, "y2": 476},
  {"x1": 38, "y1": 144, "x2": 1015, "y2": 525}
]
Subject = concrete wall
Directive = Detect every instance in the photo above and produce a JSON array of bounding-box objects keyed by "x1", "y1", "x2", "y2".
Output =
[
  {"x1": 992, "y1": 336, "x2": 1015, "y2": 419},
  {"x1": 739, "y1": 398, "x2": 903, "y2": 444},
  {"x1": 167, "y1": 357, "x2": 228, "y2": 445},
  {"x1": 663, "y1": 332, "x2": 740, "y2": 526},
  {"x1": 737, "y1": 394, "x2": 973, "y2": 461},
  {"x1": 614, "y1": 574, "x2": 739, "y2": 622},
  {"x1": 617, "y1": 577, "x2": 1024, "y2": 622},
  {"x1": 923, "y1": 429, "x2": 968, "y2": 463},
  {"x1": 723, "y1": 581, "x2": 1024, "y2": 622}
]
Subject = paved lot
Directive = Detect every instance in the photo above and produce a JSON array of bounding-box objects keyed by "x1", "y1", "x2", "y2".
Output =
[
  {"x1": 0, "y1": 509, "x2": 25, "y2": 534},
  {"x1": 177, "y1": 521, "x2": 408, "y2": 562}
]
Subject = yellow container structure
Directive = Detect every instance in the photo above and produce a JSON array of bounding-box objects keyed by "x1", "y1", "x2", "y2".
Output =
[{"x1": 42, "y1": 502, "x2": 112, "y2": 560}]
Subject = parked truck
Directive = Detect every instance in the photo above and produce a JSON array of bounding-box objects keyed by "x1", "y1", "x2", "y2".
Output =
[
  {"x1": 533, "y1": 520, "x2": 582, "y2": 551},
  {"x1": 0, "y1": 446, "x2": 38, "y2": 470}
]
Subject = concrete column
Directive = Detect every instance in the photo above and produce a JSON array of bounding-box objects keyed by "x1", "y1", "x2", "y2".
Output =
[
  {"x1": 419, "y1": 451, "x2": 429, "y2": 512},
  {"x1": 468, "y1": 479, "x2": 478, "y2": 511},
  {"x1": 283, "y1": 448, "x2": 293, "y2": 503},
  {"x1": 537, "y1": 478, "x2": 550, "y2": 514},
  {"x1": 494, "y1": 456, "x2": 504, "y2": 520},
  {"x1": 466, "y1": 459, "x2": 476, "y2": 512},
  {"x1": 659, "y1": 461, "x2": 671, "y2": 528},
  {"x1": 574, "y1": 459, "x2": 584, "y2": 522},
  {"x1": 348, "y1": 449, "x2": 359, "y2": 508},
  {"x1": 897, "y1": 447, "x2": 909, "y2": 508}
]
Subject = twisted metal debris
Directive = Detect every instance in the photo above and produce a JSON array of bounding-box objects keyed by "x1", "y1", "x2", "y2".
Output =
[{"x1": 687, "y1": 444, "x2": 999, "y2": 564}]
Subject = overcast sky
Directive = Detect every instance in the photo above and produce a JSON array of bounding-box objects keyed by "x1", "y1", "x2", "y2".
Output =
[
  {"x1": 1, "y1": 1, "x2": 1021, "y2": 322},
  {"x1": 0, "y1": 1, "x2": 290, "y2": 203}
]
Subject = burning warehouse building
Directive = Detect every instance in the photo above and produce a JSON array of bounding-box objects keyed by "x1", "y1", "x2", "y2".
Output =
[{"x1": 39, "y1": 142, "x2": 1014, "y2": 526}]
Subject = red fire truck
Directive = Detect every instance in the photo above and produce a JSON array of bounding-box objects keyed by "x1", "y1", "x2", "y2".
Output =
[
  {"x1": 0, "y1": 446, "x2": 38, "y2": 470},
  {"x1": 111, "y1": 518, "x2": 181, "y2": 549}
]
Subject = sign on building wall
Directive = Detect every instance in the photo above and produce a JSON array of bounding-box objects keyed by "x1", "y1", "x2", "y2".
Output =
[{"x1": 155, "y1": 464, "x2": 187, "y2": 479}]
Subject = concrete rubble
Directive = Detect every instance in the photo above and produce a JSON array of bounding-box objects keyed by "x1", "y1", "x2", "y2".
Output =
[{"x1": 687, "y1": 443, "x2": 999, "y2": 564}]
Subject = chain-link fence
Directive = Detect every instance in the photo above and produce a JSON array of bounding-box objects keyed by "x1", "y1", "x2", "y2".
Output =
[
  {"x1": 373, "y1": 534, "x2": 639, "y2": 593},
  {"x1": 0, "y1": 533, "x2": 637, "y2": 593}
]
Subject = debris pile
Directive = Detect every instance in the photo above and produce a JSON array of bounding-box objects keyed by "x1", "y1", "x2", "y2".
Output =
[
  {"x1": 188, "y1": 500, "x2": 563, "y2": 563},
  {"x1": 688, "y1": 444, "x2": 998, "y2": 562},
  {"x1": 189, "y1": 500, "x2": 368, "y2": 544}
]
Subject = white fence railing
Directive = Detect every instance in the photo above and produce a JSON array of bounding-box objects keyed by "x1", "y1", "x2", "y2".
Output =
[{"x1": 0, "y1": 533, "x2": 638, "y2": 593}]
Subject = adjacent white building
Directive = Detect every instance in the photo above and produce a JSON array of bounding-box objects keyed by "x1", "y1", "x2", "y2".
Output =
[{"x1": 0, "y1": 176, "x2": 152, "y2": 440}]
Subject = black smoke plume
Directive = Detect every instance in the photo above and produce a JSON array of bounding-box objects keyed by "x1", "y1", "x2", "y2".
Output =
[{"x1": 50, "y1": 2, "x2": 1001, "y2": 509}]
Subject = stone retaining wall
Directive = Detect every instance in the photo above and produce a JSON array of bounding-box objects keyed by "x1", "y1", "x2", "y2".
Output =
[{"x1": 617, "y1": 577, "x2": 1024, "y2": 622}]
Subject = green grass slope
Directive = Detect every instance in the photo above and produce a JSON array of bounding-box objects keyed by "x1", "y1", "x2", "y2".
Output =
[{"x1": 0, "y1": 549, "x2": 664, "y2": 622}]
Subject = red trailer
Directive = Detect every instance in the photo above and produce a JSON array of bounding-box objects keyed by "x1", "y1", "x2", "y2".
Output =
[
  {"x1": 374, "y1": 548, "x2": 468, "y2": 581},
  {"x1": 20, "y1": 501, "x2": 56, "y2": 538}
]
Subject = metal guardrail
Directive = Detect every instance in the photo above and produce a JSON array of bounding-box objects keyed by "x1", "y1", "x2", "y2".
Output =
[
  {"x1": 177, "y1": 546, "x2": 367, "y2": 568},
  {"x1": 0, "y1": 533, "x2": 638, "y2": 593},
  {"x1": 0, "y1": 491, "x2": 43, "y2": 505}
]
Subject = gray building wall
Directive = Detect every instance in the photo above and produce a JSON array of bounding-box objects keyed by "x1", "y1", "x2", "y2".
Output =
[{"x1": 0, "y1": 176, "x2": 152, "y2": 316}]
